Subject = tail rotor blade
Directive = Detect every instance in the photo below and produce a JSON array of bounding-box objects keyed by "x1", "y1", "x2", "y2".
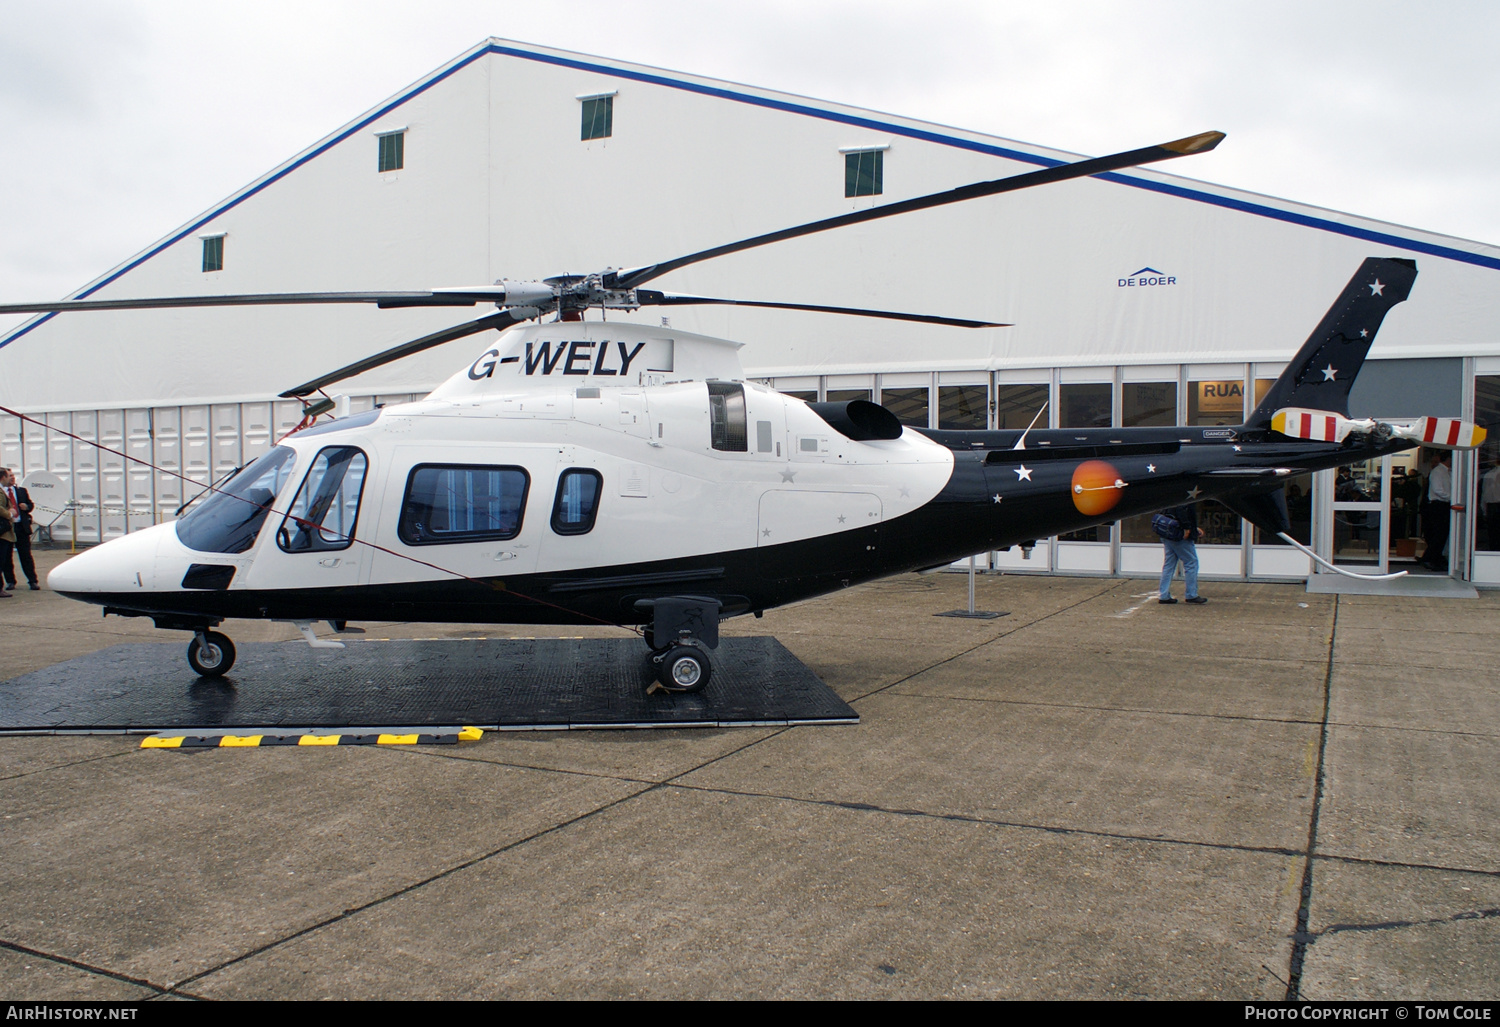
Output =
[
  {"x1": 636, "y1": 291, "x2": 1007, "y2": 329},
  {"x1": 279, "y1": 310, "x2": 523, "y2": 398}
]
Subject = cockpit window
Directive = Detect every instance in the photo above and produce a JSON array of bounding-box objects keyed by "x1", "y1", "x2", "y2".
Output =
[
  {"x1": 277, "y1": 447, "x2": 368, "y2": 553},
  {"x1": 175, "y1": 446, "x2": 297, "y2": 554},
  {"x1": 708, "y1": 381, "x2": 748, "y2": 452}
]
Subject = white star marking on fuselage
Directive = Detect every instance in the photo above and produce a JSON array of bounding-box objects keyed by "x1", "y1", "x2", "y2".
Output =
[
  {"x1": 1147, "y1": 464, "x2": 1156, "y2": 473},
  {"x1": 1322, "y1": 365, "x2": 1338, "y2": 381},
  {"x1": 1369, "y1": 280, "x2": 1384, "y2": 296},
  {"x1": 992, "y1": 494, "x2": 1002, "y2": 504},
  {"x1": 1360, "y1": 329, "x2": 1369, "y2": 338},
  {"x1": 1187, "y1": 486, "x2": 1202, "y2": 499},
  {"x1": 1015, "y1": 465, "x2": 1033, "y2": 481}
]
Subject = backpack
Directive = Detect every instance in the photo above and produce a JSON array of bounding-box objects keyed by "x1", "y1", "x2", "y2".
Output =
[{"x1": 1151, "y1": 513, "x2": 1181, "y2": 541}]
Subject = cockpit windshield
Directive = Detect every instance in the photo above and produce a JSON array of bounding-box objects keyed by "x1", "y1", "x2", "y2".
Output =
[{"x1": 176, "y1": 446, "x2": 298, "y2": 554}]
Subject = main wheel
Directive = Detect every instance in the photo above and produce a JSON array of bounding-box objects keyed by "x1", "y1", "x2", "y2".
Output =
[
  {"x1": 187, "y1": 631, "x2": 236, "y2": 677},
  {"x1": 657, "y1": 644, "x2": 711, "y2": 694}
]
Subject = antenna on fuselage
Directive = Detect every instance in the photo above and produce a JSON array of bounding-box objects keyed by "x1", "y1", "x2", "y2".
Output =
[{"x1": 1013, "y1": 401, "x2": 1048, "y2": 450}]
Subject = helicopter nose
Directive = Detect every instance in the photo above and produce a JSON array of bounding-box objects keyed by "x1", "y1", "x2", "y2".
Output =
[{"x1": 48, "y1": 523, "x2": 171, "y2": 595}]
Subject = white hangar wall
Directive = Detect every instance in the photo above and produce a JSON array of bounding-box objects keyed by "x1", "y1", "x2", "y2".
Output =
[{"x1": 3, "y1": 38, "x2": 1499, "y2": 575}]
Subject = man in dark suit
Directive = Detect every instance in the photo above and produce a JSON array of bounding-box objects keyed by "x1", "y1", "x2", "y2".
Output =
[{"x1": 0, "y1": 467, "x2": 38, "y2": 590}]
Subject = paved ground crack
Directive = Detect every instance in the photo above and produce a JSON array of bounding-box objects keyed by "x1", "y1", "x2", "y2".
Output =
[
  {"x1": 849, "y1": 581, "x2": 1127, "y2": 704},
  {"x1": 1285, "y1": 594, "x2": 1338, "y2": 1001},
  {"x1": 0, "y1": 938, "x2": 186, "y2": 998},
  {"x1": 664, "y1": 780, "x2": 1305, "y2": 859},
  {"x1": 0, "y1": 746, "x2": 138, "y2": 783},
  {"x1": 168, "y1": 726, "x2": 788, "y2": 996}
]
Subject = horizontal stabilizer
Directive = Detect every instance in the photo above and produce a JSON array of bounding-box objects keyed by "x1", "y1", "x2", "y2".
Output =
[
  {"x1": 1203, "y1": 467, "x2": 1296, "y2": 477},
  {"x1": 1271, "y1": 407, "x2": 1487, "y2": 450}
]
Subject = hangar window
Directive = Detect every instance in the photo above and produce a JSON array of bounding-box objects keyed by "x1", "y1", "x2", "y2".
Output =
[
  {"x1": 278, "y1": 446, "x2": 368, "y2": 553},
  {"x1": 551, "y1": 468, "x2": 603, "y2": 535},
  {"x1": 580, "y1": 93, "x2": 613, "y2": 141},
  {"x1": 881, "y1": 387, "x2": 930, "y2": 428},
  {"x1": 994, "y1": 384, "x2": 1049, "y2": 430},
  {"x1": 377, "y1": 130, "x2": 405, "y2": 172},
  {"x1": 399, "y1": 464, "x2": 529, "y2": 545},
  {"x1": 707, "y1": 381, "x2": 748, "y2": 452},
  {"x1": 844, "y1": 148, "x2": 883, "y2": 197},
  {"x1": 939, "y1": 385, "x2": 988, "y2": 430},
  {"x1": 201, "y1": 234, "x2": 224, "y2": 273}
]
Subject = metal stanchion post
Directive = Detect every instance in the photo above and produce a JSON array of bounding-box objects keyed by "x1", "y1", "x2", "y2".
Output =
[{"x1": 935, "y1": 552, "x2": 1008, "y2": 620}]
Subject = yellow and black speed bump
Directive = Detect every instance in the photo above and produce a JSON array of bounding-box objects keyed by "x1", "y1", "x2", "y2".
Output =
[{"x1": 142, "y1": 727, "x2": 482, "y2": 749}]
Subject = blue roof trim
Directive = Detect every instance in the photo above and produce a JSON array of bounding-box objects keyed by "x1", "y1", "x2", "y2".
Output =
[
  {"x1": 8, "y1": 41, "x2": 1497, "y2": 352},
  {"x1": 1, "y1": 45, "x2": 493, "y2": 351},
  {"x1": 485, "y1": 45, "x2": 1500, "y2": 271}
]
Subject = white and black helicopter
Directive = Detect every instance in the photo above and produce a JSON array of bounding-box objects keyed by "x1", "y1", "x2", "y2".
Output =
[{"x1": 2, "y1": 131, "x2": 1486, "y2": 692}]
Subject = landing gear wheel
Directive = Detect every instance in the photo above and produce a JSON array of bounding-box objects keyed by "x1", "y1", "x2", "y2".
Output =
[
  {"x1": 656, "y1": 644, "x2": 711, "y2": 694},
  {"x1": 187, "y1": 631, "x2": 236, "y2": 677}
]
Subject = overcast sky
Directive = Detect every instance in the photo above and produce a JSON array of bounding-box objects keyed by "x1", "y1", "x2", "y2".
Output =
[{"x1": 3, "y1": 0, "x2": 1498, "y2": 313}]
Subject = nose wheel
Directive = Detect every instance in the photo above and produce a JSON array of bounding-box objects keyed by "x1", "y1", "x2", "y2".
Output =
[{"x1": 187, "y1": 630, "x2": 236, "y2": 677}]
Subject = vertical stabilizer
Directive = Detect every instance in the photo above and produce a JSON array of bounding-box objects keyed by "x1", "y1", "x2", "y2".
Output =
[{"x1": 1246, "y1": 257, "x2": 1417, "y2": 428}]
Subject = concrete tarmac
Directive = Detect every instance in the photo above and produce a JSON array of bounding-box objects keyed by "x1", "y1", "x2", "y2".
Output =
[{"x1": 1, "y1": 546, "x2": 1497, "y2": 1000}]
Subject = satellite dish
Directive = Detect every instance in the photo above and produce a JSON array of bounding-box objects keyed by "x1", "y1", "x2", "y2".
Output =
[{"x1": 20, "y1": 470, "x2": 68, "y2": 514}]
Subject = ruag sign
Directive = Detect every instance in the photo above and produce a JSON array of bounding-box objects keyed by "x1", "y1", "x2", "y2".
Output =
[
  {"x1": 1118, "y1": 266, "x2": 1177, "y2": 288},
  {"x1": 1196, "y1": 380, "x2": 1244, "y2": 418}
]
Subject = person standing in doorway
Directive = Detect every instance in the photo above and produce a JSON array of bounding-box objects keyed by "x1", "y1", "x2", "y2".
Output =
[
  {"x1": 1159, "y1": 502, "x2": 1207, "y2": 605},
  {"x1": 1421, "y1": 450, "x2": 1453, "y2": 572},
  {"x1": 1482, "y1": 459, "x2": 1500, "y2": 550}
]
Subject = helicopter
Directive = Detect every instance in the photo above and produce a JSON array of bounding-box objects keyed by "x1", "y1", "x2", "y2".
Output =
[{"x1": 1, "y1": 131, "x2": 1486, "y2": 693}]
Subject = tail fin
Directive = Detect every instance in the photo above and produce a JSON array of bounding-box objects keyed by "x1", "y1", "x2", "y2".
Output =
[{"x1": 1245, "y1": 257, "x2": 1417, "y2": 429}]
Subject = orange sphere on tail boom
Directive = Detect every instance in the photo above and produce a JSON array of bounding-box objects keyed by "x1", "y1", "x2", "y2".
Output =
[{"x1": 1070, "y1": 460, "x2": 1125, "y2": 516}]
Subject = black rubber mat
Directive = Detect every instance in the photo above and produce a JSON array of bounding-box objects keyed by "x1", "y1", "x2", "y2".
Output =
[{"x1": 0, "y1": 637, "x2": 856, "y2": 733}]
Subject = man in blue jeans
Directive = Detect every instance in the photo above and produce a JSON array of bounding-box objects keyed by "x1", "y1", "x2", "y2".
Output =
[{"x1": 1159, "y1": 503, "x2": 1207, "y2": 605}]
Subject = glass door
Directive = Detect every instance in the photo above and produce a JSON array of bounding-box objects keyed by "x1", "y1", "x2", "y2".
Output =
[{"x1": 1330, "y1": 456, "x2": 1389, "y2": 573}]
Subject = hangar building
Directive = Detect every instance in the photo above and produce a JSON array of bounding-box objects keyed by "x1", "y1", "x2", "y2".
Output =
[{"x1": 4, "y1": 39, "x2": 1499, "y2": 585}]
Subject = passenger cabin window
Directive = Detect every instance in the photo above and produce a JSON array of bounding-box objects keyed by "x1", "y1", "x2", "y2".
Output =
[
  {"x1": 399, "y1": 464, "x2": 529, "y2": 545},
  {"x1": 551, "y1": 469, "x2": 603, "y2": 535},
  {"x1": 176, "y1": 446, "x2": 296, "y2": 554},
  {"x1": 278, "y1": 447, "x2": 367, "y2": 553},
  {"x1": 707, "y1": 381, "x2": 748, "y2": 452}
]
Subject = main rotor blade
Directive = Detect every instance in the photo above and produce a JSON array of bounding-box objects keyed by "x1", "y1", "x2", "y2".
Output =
[
  {"x1": 636, "y1": 290, "x2": 1009, "y2": 329},
  {"x1": 615, "y1": 131, "x2": 1224, "y2": 290},
  {"x1": 279, "y1": 310, "x2": 522, "y2": 398},
  {"x1": 0, "y1": 289, "x2": 516, "y2": 316}
]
